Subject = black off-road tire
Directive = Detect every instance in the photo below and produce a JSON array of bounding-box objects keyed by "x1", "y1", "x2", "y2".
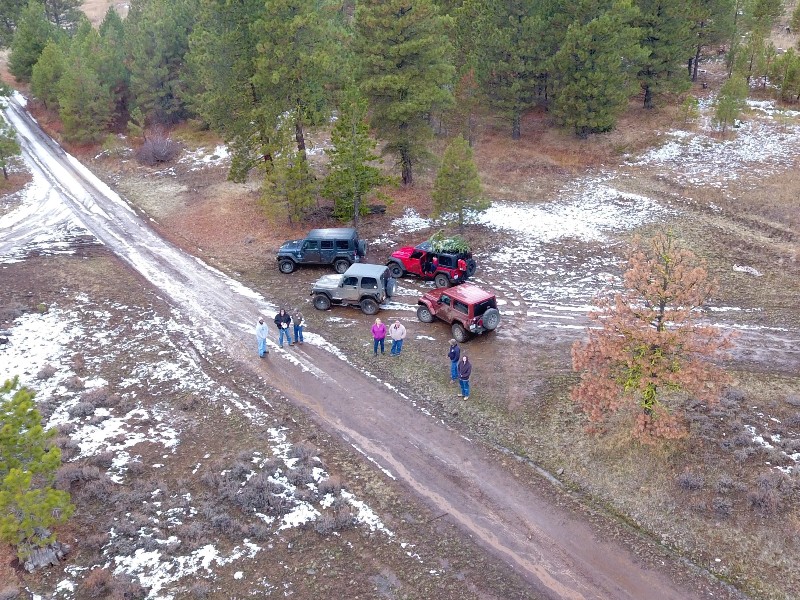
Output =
[
  {"x1": 279, "y1": 259, "x2": 296, "y2": 274},
  {"x1": 388, "y1": 262, "x2": 404, "y2": 279},
  {"x1": 334, "y1": 259, "x2": 351, "y2": 274},
  {"x1": 416, "y1": 305, "x2": 434, "y2": 323},
  {"x1": 360, "y1": 298, "x2": 379, "y2": 315},
  {"x1": 357, "y1": 239, "x2": 367, "y2": 257},
  {"x1": 313, "y1": 294, "x2": 331, "y2": 311},
  {"x1": 482, "y1": 308, "x2": 500, "y2": 331},
  {"x1": 466, "y1": 259, "x2": 477, "y2": 278},
  {"x1": 386, "y1": 277, "x2": 396, "y2": 298},
  {"x1": 451, "y1": 322, "x2": 470, "y2": 343},
  {"x1": 434, "y1": 273, "x2": 450, "y2": 288}
]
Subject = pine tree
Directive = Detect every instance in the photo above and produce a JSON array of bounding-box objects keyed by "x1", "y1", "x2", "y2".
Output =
[
  {"x1": 551, "y1": 1, "x2": 646, "y2": 138},
  {"x1": 97, "y1": 8, "x2": 129, "y2": 116},
  {"x1": 571, "y1": 233, "x2": 732, "y2": 443},
  {"x1": 8, "y1": 0, "x2": 57, "y2": 82},
  {"x1": 0, "y1": 0, "x2": 28, "y2": 47},
  {"x1": 355, "y1": 0, "x2": 455, "y2": 186},
  {"x1": 30, "y1": 39, "x2": 64, "y2": 110},
  {"x1": 768, "y1": 49, "x2": 800, "y2": 102},
  {"x1": 41, "y1": 0, "x2": 82, "y2": 30},
  {"x1": 261, "y1": 124, "x2": 316, "y2": 224},
  {"x1": 636, "y1": 0, "x2": 694, "y2": 108},
  {"x1": 431, "y1": 135, "x2": 489, "y2": 232},
  {"x1": 713, "y1": 74, "x2": 747, "y2": 134},
  {"x1": 687, "y1": 0, "x2": 735, "y2": 82},
  {"x1": 0, "y1": 377, "x2": 74, "y2": 560},
  {"x1": 0, "y1": 114, "x2": 21, "y2": 180},
  {"x1": 322, "y1": 87, "x2": 392, "y2": 226}
]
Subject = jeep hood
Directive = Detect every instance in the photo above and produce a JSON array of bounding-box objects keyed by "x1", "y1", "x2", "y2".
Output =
[
  {"x1": 313, "y1": 274, "x2": 344, "y2": 290},
  {"x1": 278, "y1": 239, "x2": 303, "y2": 252},
  {"x1": 390, "y1": 246, "x2": 416, "y2": 259}
]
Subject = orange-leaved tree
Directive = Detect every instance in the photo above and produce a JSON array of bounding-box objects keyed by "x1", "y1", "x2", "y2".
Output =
[{"x1": 571, "y1": 232, "x2": 733, "y2": 443}]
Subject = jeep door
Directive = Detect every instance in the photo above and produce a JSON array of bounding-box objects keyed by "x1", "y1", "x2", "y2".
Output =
[
  {"x1": 320, "y1": 240, "x2": 336, "y2": 264},
  {"x1": 437, "y1": 293, "x2": 455, "y2": 322},
  {"x1": 301, "y1": 240, "x2": 321, "y2": 263},
  {"x1": 408, "y1": 250, "x2": 426, "y2": 276},
  {"x1": 341, "y1": 275, "x2": 360, "y2": 303}
]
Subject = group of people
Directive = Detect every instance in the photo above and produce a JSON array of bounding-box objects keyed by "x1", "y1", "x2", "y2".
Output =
[
  {"x1": 254, "y1": 308, "x2": 306, "y2": 357},
  {"x1": 256, "y1": 311, "x2": 473, "y2": 400},
  {"x1": 371, "y1": 317, "x2": 406, "y2": 356}
]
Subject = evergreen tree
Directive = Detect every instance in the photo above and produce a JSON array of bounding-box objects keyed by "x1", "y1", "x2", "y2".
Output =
[
  {"x1": 126, "y1": 0, "x2": 195, "y2": 124},
  {"x1": 97, "y1": 8, "x2": 128, "y2": 116},
  {"x1": 636, "y1": 0, "x2": 694, "y2": 108},
  {"x1": 687, "y1": 0, "x2": 735, "y2": 82},
  {"x1": 768, "y1": 48, "x2": 800, "y2": 102},
  {"x1": 792, "y1": 2, "x2": 800, "y2": 32},
  {"x1": 41, "y1": 0, "x2": 81, "y2": 30},
  {"x1": 0, "y1": 0, "x2": 28, "y2": 47},
  {"x1": 0, "y1": 377, "x2": 74, "y2": 560},
  {"x1": 8, "y1": 0, "x2": 56, "y2": 82},
  {"x1": 355, "y1": 0, "x2": 455, "y2": 186},
  {"x1": 0, "y1": 114, "x2": 21, "y2": 180},
  {"x1": 30, "y1": 39, "x2": 64, "y2": 110},
  {"x1": 551, "y1": 1, "x2": 646, "y2": 138},
  {"x1": 713, "y1": 74, "x2": 747, "y2": 134},
  {"x1": 431, "y1": 135, "x2": 488, "y2": 232},
  {"x1": 322, "y1": 87, "x2": 392, "y2": 226},
  {"x1": 261, "y1": 125, "x2": 316, "y2": 224}
]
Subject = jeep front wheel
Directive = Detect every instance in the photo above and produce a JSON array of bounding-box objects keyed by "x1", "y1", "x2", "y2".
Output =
[
  {"x1": 416, "y1": 305, "x2": 434, "y2": 323},
  {"x1": 451, "y1": 322, "x2": 470, "y2": 343},
  {"x1": 360, "y1": 298, "x2": 379, "y2": 315},
  {"x1": 334, "y1": 259, "x2": 351, "y2": 274},
  {"x1": 313, "y1": 294, "x2": 331, "y2": 311},
  {"x1": 434, "y1": 273, "x2": 450, "y2": 288},
  {"x1": 279, "y1": 259, "x2": 295, "y2": 274},
  {"x1": 388, "y1": 262, "x2": 403, "y2": 279},
  {"x1": 482, "y1": 308, "x2": 500, "y2": 331}
]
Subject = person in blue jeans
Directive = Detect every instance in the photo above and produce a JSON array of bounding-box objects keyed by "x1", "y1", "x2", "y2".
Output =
[
  {"x1": 371, "y1": 318, "x2": 386, "y2": 355},
  {"x1": 457, "y1": 354, "x2": 472, "y2": 400},
  {"x1": 448, "y1": 339, "x2": 460, "y2": 383},
  {"x1": 389, "y1": 320, "x2": 406, "y2": 355},
  {"x1": 274, "y1": 309, "x2": 293, "y2": 347},
  {"x1": 255, "y1": 317, "x2": 269, "y2": 357},
  {"x1": 293, "y1": 312, "x2": 305, "y2": 344}
]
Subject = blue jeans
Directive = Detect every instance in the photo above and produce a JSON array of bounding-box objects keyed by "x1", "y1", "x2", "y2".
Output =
[
  {"x1": 459, "y1": 379, "x2": 470, "y2": 397},
  {"x1": 390, "y1": 339, "x2": 403, "y2": 355},
  {"x1": 373, "y1": 338, "x2": 385, "y2": 354},
  {"x1": 450, "y1": 360, "x2": 458, "y2": 381},
  {"x1": 257, "y1": 337, "x2": 268, "y2": 357},
  {"x1": 294, "y1": 324, "x2": 304, "y2": 343},
  {"x1": 279, "y1": 328, "x2": 292, "y2": 347}
]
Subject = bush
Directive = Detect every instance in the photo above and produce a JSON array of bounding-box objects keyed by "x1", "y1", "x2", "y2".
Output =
[
  {"x1": 288, "y1": 442, "x2": 317, "y2": 464},
  {"x1": 786, "y1": 394, "x2": 800, "y2": 407},
  {"x1": 136, "y1": 132, "x2": 181, "y2": 166},
  {"x1": 287, "y1": 466, "x2": 314, "y2": 486},
  {"x1": 36, "y1": 365, "x2": 57, "y2": 380},
  {"x1": 64, "y1": 376, "x2": 85, "y2": 392},
  {"x1": 84, "y1": 533, "x2": 109, "y2": 552},
  {"x1": 54, "y1": 436, "x2": 80, "y2": 461},
  {"x1": 677, "y1": 471, "x2": 705, "y2": 491},
  {"x1": 314, "y1": 514, "x2": 336, "y2": 535},
  {"x1": 712, "y1": 496, "x2": 733, "y2": 517},
  {"x1": 81, "y1": 568, "x2": 113, "y2": 598},
  {"x1": 716, "y1": 475, "x2": 734, "y2": 494},
  {"x1": 318, "y1": 476, "x2": 342, "y2": 496},
  {"x1": 89, "y1": 452, "x2": 114, "y2": 469},
  {"x1": 190, "y1": 582, "x2": 211, "y2": 599},
  {"x1": 0, "y1": 587, "x2": 20, "y2": 600},
  {"x1": 68, "y1": 402, "x2": 95, "y2": 418}
]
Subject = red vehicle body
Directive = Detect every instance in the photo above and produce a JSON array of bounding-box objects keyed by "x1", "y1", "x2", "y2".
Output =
[
  {"x1": 387, "y1": 242, "x2": 477, "y2": 288},
  {"x1": 416, "y1": 282, "x2": 500, "y2": 342}
]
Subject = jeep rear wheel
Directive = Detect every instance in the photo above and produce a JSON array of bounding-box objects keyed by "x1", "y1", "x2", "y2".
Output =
[
  {"x1": 388, "y1": 262, "x2": 403, "y2": 279},
  {"x1": 434, "y1": 273, "x2": 450, "y2": 288},
  {"x1": 313, "y1": 294, "x2": 331, "y2": 311},
  {"x1": 482, "y1": 308, "x2": 500, "y2": 331},
  {"x1": 386, "y1": 277, "x2": 396, "y2": 298},
  {"x1": 279, "y1": 259, "x2": 295, "y2": 274},
  {"x1": 416, "y1": 305, "x2": 434, "y2": 323},
  {"x1": 466, "y1": 259, "x2": 477, "y2": 278},
  {"x1": 360, "y1": 298, "x2": 379, "y2": 315},
  {"x1": 334, "y1": 259, "x2": 351, "y2": 274},
  {"x1": 451, "y1": 322, "x2": 470, "y2": 343}
]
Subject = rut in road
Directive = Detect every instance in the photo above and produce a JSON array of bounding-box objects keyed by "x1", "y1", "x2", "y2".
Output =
[{"x1": 1, "y1": 96, "x2": 746, "y2": 600}]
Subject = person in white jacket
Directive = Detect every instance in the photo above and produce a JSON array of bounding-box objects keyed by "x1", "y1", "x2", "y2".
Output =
[
  {"x1": 389, "y1": 320, "x2": 407, "y2": 356},
  {"x1": 255, "y1": 317, "x2": 269, "y2": 357}
]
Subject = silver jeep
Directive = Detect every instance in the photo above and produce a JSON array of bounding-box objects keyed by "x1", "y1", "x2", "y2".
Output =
[{"x1": 311, "y1": 263, "x2": 395, "y2": 315}]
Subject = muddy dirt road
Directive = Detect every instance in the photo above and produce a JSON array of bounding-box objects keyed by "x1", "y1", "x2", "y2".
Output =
[{"x1": 1, "y1": 96, "x2": 750, "y2": 599}]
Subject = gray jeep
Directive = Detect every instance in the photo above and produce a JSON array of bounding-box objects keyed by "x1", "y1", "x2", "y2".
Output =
[
  {"x1": 277, "y1": 227, "x2": 367, "y2": 274},
  {"x1": 311, "y1": 263, "x2": 396, "y2": 315}
]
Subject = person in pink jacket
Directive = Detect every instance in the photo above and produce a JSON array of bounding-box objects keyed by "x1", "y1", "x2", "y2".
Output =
[{"x1": 371, "y1": 317, "x2": 386, "y2": 355}]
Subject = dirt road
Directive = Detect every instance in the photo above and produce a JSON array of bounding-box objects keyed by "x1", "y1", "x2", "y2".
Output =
[{"x1": 2, "y1": 96, "x2": 748, "y2": 599}]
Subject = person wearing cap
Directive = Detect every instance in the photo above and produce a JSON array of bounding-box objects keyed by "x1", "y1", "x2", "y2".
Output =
[
  {"x1": 274, "y1": 309, "x2": 294, "y2": 347},
  {"x1": 389, "y1": 319, "x2": 406, "y2": 355},
  {"x1": 447, "y1": 339, "x2": 460, "y2": 383},
  {"x1": 255, "y1": 317, "x2": 269, "y2": 357}
]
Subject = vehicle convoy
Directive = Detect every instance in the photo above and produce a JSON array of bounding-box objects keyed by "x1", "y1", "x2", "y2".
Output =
[
  {"x1": 277, "y1": 228, "x2": 366, "y2": 274},
  {"x1": 311, "y1": 263, "x2": 396, "y2": 315},
  {"x1": 387, "y1": 241, "x2": 477, "y2": 288},
  {"x1": 416, "y1": 282, "x2": 500, "y2": 342}
]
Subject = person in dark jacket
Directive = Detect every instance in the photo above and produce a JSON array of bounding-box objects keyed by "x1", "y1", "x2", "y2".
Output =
[
  {"x1": 274, "y1": 309, "x2": 293, "y2": 347},
  {"x1": 447, "y1": 339, "x2": 460, "y2": 383},
  {"x1": 457, "y1": 354, "x2": 472, "y2": 400}
]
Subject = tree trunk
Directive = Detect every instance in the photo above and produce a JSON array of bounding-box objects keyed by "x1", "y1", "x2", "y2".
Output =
[
  {"x1": 511, "y1": 111, "x2": 521, "y2": 140},
  {"x1": 294, "y1": 119, "x2": 307, "y2": 162},
  {"x1": 401, "y1": 149, "x2": 413, "y2": 186},
  {"x1": 692, "y1": 44, "x2": 702, "y2": 82},
  {"x1": 643, "y1": 85, "x2": 653, "y2": 109},
  {"x1": 2, "y1": 165, "x2": 7, "y2": 180}
]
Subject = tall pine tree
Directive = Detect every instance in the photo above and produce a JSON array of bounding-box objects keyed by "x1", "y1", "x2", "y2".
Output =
[
  {"x1": 0, "y1": 114, "x2": 21, "y2": 180},
  {"x1": 355, "y1": 0, "x2": 454, "y2": 186},
  {"x1": 30, "y1": 39, "x2": 64, "y2": 110},
  {"x1": 8, "y1": 0, "x2": 56, "y2": 82},
  {"x1": 431, "y1": 135, "x2": 488, "y2": 232}
]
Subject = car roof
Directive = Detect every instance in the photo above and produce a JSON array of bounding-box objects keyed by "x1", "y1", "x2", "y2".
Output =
[
  {"x1": 308, "y1": 228, "x2": 357, "y2": 238},
  {"x1": 343, "y1": 263, "x2": 388, "y2": 277},
  {"x1": 442, "y1": 283, "x2": 495, "y2": 303}
]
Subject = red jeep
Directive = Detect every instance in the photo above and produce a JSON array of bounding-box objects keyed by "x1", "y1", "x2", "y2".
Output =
[
  {"x1": 387, "y1": 241, "x2": 477, "y2": 288},
  {"x1": 416, "y1": 283, "x2": 501, "y2": 342}
]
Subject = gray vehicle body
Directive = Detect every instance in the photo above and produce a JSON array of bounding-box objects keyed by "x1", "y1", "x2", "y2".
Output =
[
  {"x1": 311, "y1": 263, "x2": 395, "y2": 315},
  {"x1": 277, "y1": 228, "x2": 367, "y2": 274}
]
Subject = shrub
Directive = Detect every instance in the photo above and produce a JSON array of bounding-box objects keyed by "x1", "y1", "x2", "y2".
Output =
[
  {"x1": 228, "y1": 462, "x2": 251, "y2": 482},
  {"x1": 712, "y1": 496, "x2": 733, "y2": 517},
  {"x1": 287, "y1": 466, "x2": 314, "y2": 486},
  {"x1": 68, "y1": 402, "x2": 95, "y2": 418},
  {"x1": 84, "y1": 533, "x2": 109, "y2": 552},
  {"x1": 0, "y1": 587, "x2": 20, "y2": 600},
  {"x1": 288, "y1": 441, "x2": 317, "y2": 464},
  {"x1": 716, "y1": 475, "x2": 734, "y2": 494},
  {"x1": 314, "y1": 514, "x2": 336, "y2": 535},
  {"x1": 723, "y1": 388, "x2": 746, "y2": 403},
  {"x1": 733, "y1": 448, "x2": 755, "y2": 463},
  {"x1": 190, "y1": 582, "x2": 211, "y2": 598},
  {"x1": 786, "y1": 394, "x2": 800, "y2": 407},
  {"x1": 78, "y1": 476, "x2": 114, "y2": 502},
  {"x1": 56, "y1": 423, "x2": 76, "y2": 435},
  {"x1": 136, "y1": 132, "x2": 181, "y2": 166},
  {"x1": 81, "y1": 568, "x2": 113, "y2": 598},
  {"x1": 36, "y1": 365, "x2": 57, "y2": 380},
  {"x1": 785, "y1": 413, "x2": 800, "y2": 428},
  {"x1": 64, "y1": 376, "x2": 85, "y2": 391},
  {"x1": 318, "y1": 476, "x2": 342, "y2": 496},
  {"x1": 54, "y1": 436, "x2": 80, "y2": 461},
  {"x1": 89, "y1": 452, "x2": 114, "y2": 469},
  {"x1": 677, "y1": 471, "x2": 705, "y2": 491}
]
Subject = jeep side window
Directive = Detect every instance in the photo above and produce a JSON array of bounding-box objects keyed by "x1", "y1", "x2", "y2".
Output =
[
  {"x1": 343, "y1": 276, "x2": 358, "y2": 287},
  {"x1": 302, "y1": 240, "x2": 319, "y2": 250},
  {"x1": 440, "y1": 295, "x2": 451, "y2": 306},
  {"x1": 362, "y1": 277, "x2": 378, "y2": 289},
  {"x1": 335, "y1": 240, "x2": 349, "y2": 250},
  {"x1": 410, "y1": 250, "x2": 424, "y2": 259},
  {"x1": 453, "y1": 300, "x2": 468, "y2": 314},
  {"x1": 438, "y1": 255, "x2": 454, "y2": 268},
  {"x1": 321, "y1": 240, "x2": 334, "y2": 250}
]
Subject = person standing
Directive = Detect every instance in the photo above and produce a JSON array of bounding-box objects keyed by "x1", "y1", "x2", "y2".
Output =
[
  {"x1": 371, "y1": 317, "x2": 386, "y2": 355},
  {"x1": 389, "y1": 320, "x2": 406, "y2": 355},
  {"x1": 255, "y1": 317, "x2": 269, "y2": 357},
  {"x1": 274, "y1": 308, "x2": 293, "y2": 347},
  {"x1": 448, "y1": 339, "x2": 460, "y2": 383},
  {"x1": 457, "y1": 354, "x2": 472, "y2": 400},
  {"x1": 293, "y1": 311, "x2": 306, "y2": 344}
]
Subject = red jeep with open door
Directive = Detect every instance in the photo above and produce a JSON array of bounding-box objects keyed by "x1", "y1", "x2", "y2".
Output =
[{"x1": 387, "y1": 241, "x2": 477, "y2": 288}]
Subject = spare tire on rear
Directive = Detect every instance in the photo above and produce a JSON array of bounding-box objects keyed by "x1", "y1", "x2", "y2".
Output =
[
  {"x1": 386, "y1": 277, "x2": 396, "y2": 298},
  {"x1": 482, "y1": 308, "x2": 500, "y2": 331},
  {"x1": 357, "y1": 239, "x2": 367, "y2": 257}
]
